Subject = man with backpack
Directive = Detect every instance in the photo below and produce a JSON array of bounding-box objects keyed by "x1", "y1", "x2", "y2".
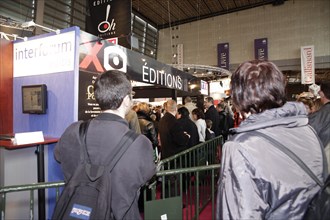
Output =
[{"x1": 53, "y1": 70, "x2": 156, "y2": 219}]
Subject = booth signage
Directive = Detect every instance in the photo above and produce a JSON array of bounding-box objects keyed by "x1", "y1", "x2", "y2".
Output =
[
  {"x1": 78, "y1": 31, "x2": 195, "y2": 120},
  {"x1": 200, "y1": 80, "x2": 209, "y2": 95},
  {"x1": 13, "y1": 31, "x2": 75, "y2": 77},
  {"x1": 79, "y1": 37, "x2": 192, "y2": 91},
  {"x1": 86, "y1": 0, "x2": 131, "y2": 39},
  {"x1": 78, "y1": 70, "x2": 101, "y2": 120},
  {"x1": 301, "y1": 45, "x2": 315, "y2": 85},
  {"x1": 254, "y1": 38, "x2": 268, "y2": 60},
  {"x1": 217, "y1": 43, "x2": 229, "y2": 70}
]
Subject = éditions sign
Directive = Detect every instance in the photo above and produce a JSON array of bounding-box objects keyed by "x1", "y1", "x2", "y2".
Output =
[{"x1": 79, "y1": 33, "x2": 192, "y2": 91}]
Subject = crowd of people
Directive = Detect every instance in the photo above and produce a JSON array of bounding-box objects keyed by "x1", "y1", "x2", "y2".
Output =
[
  {"x1": 54, "y1": 60, "x2": 329, "y2": 219},
  {"x1": 125, "y1": 94, "x2": 236, "y2": 161}
]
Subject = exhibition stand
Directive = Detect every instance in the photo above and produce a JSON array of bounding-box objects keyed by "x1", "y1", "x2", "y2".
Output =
[{"x1": 1, "y1": 26, "x2": 195, "y2": 219}]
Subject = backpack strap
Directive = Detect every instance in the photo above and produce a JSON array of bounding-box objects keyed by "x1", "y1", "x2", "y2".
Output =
[
  {"x1": 106, "y1": 130, "x2": 138, "y2": 172},
  {"x1": 79, "y1": 119, "x2": 92, "y2": 163},
  {"x1": 79, "y1": 120, "x2": 139, "y2": 179},
  {"x1": 252, "y1": 131, "x2": 324, "y2": 187}
]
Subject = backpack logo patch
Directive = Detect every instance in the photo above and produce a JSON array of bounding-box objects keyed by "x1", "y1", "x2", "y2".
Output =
[{"x1": 70, "y1": 204, "x2": 92, "y2": 219}]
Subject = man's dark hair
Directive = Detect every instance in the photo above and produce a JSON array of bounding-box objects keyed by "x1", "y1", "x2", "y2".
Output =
[
  {"x1": 94, "y1": 70, "x2": 132, "y2": 111},
  {"x1": 231, "y1": 60, "x2": 286, "y2": 114},
  {"x1": 178, "y1": 106, "x2": 190, "y2": 118},
  {"x1": 320, "y1": 82, "x2": 330, "y2": 100},
  {"x1": 205, "y1": 97, "x2": 214, "y2": 104}
]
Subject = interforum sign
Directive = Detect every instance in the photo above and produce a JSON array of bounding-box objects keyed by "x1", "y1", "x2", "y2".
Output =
[{"x1": 13, "y1": 31, "x2": 76, "y2": 77}]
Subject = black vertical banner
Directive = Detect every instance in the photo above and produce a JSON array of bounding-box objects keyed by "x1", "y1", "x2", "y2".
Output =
[
  {"x1": 78, "y1": 70, "x2": 101, "y2": 121},
  {"x1": 86, "y1": 0, "x2": 131, "y2": 40},
  {"x1": 217, "y1": 43, "x2": 230, "y2": 70},
  {"x1": 254, "y1": 38, "x2": 268, "y2": 60}
]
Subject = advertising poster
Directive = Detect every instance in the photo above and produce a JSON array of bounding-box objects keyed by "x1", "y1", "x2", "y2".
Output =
[
  {"x1": 254, "y1": 38, "x2": 268, "y2": 60},
  {"x1": 301, "y1": 45, "x2": 315, "y2": 85},
  {"x1": 78, "y1": 70, "x2": 101, "y2": 120},
  {"x1": 86, "y1": 0, "x2": 131, "y2": 39},
  {"x1": 217, "y1": 43, "x2": 229, "y2": 70}
]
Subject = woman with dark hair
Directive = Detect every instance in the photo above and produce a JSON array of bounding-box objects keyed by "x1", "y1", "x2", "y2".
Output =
[
  {"x1": 216, "y1": 60, "x2": 327, "y2": 219},
  {"x1": 191, "y1": 108, "x2": 207, "y2": 143},
  {"x1": 176, "y1": 107, "x2": 199, "y2": 149}
]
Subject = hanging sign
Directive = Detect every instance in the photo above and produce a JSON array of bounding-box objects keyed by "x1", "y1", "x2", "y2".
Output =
[
  {"x1": 217, "y1": 43, "x2": 230, "y2": 70},
  {"x1": 301, "y1": 45, "x2": 315, "y2": 85},
  {"x1": 254, "y1": 38, "x2": 268, "y2": 60},
  {"x1": 86, "y1": 0, "x2": 131, "y2": 39}
]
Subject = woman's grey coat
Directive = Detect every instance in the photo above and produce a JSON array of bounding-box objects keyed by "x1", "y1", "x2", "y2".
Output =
[{"x1": 217, "y1": 102, "x2": 327, "y2": 220}]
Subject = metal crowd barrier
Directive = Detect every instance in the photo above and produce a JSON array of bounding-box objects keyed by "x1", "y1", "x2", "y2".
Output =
[
  {"x1": 144, "y1": 164, "x2": 221, "y2": 220},
  {"x1": 0, "y1": 181, "x2": 65, "y2": 220},
  {"x1": 160, "y1": 135, "x2": 223, "y2": 170},
  {"x1": 0, "y1": 136, "x2": 223, "y2": 220}
]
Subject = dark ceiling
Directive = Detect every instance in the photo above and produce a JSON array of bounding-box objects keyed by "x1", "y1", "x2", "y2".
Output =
[{"x1": 132, "y1": 0, "x2": 286, "y2": 29}]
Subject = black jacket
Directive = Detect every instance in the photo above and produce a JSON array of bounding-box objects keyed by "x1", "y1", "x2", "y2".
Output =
[
  {"x1": 158, "y1": 112, "x2": 189, "y2": 159},
  {"x1": 218, "y1": 110, "x2": 234, "y2": 139},
  {"x1": 177, "y1": 117, "x2": 199, "y2": 149},
  {"x1": 137, "y1": 111, "x2": 158, "y2": 148},
  {"x1": 309, "y1": 102, "x2": 330, "y2": 148},
  {"x1": 205, "y1": 105, "x2": 220, "y2": 136}
]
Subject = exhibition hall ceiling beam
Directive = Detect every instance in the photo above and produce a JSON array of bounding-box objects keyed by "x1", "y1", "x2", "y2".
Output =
[{"x1": 132, "y1": 0, "x2": 287, "y2": 29}]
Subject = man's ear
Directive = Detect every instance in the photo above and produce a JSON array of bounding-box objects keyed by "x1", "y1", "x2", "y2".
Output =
[{"x1": 123, "y1": 94, "x2": 132, "y2": 108}]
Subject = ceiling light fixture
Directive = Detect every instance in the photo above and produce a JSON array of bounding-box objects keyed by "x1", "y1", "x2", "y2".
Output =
[
  {"x1": 21, "y1": 21, "x2": 60, "y2": 34},
  {"x1": 0, "y1": 32, "x2": 26, "y2": 41}
]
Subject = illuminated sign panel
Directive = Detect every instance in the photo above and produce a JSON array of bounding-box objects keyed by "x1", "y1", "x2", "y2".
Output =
[
  {"x1": 201, "y1": 80, "x2": 208, "y2": 95},
  {"x1": 13, "y1": 31, "x2": 76, "y2": 77}
]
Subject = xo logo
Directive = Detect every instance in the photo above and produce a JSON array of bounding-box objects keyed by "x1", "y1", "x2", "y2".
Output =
[{"x1": 103, "y1": 46, "x2": 127, "y2": 73}]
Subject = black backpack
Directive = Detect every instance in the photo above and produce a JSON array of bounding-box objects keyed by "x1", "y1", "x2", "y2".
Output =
[
  {"x1": 252, "y1": 131, "x2": 329, "y2": 220},
  {"x1": 52, "y1": 120, "x2": 138, "y2": 220}
]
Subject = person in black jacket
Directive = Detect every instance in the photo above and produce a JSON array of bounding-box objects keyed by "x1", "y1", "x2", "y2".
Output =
[
  {"x1": 177, "y1": 106, "x2": 199, "y2": 149},
  {"x1": 54, "y1": 70, "x2": 155, "y2": 219},
  {"x1": 204, "y1": 97, "x2": 221, "y2": 136},
  {"x1": 158, "y1": 100, "x2": 190, "y2": 159},
  {"x1": 136, "y1": 102, "x2": 158, "y2": 148},
  {"x1": 309, "y1": 82, "x2": 330, "y2": 149},
  {"x1": 216, "y1": 102, "x2": 234, "y2": 140}
]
